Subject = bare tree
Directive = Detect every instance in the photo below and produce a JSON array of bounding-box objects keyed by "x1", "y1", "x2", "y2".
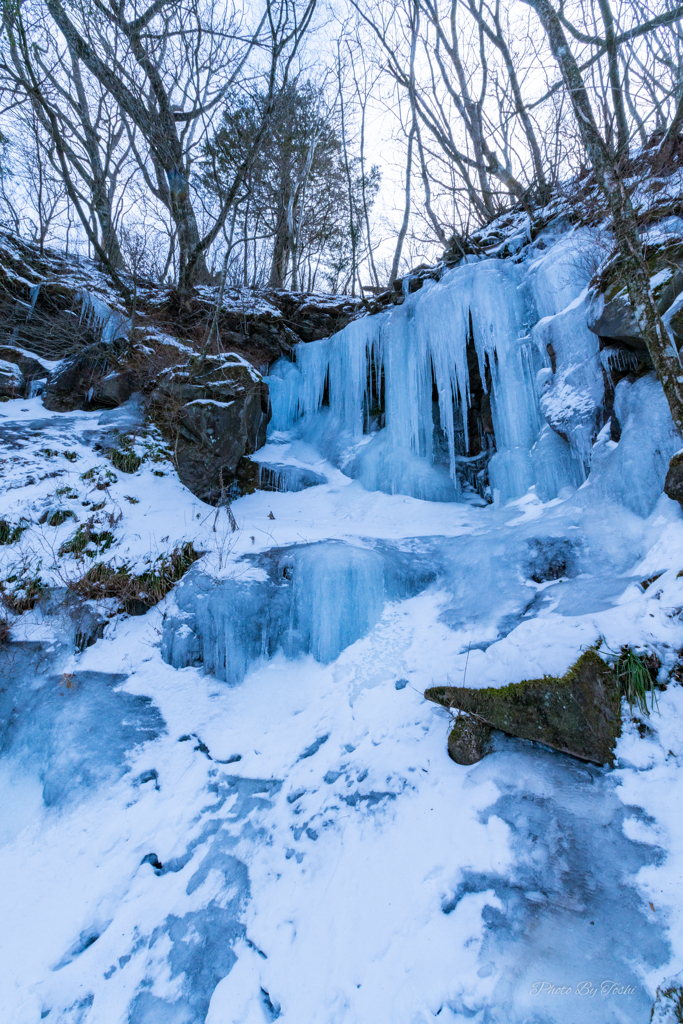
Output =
[
  {"x1": 523, "y1": 0, "x2": 683, "y2": 430},
  {"x1": 0, "y1": 10, "x2": 128, "y2": 271},
  {"x1": 40, "y1": 0, "x2": 317, "y2": 295},
  {"x1": 388, "y1": 120, "x2": 415, "y2": 283}
]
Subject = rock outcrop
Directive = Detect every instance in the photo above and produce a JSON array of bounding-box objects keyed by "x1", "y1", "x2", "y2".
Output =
[
  {"x1": 446, "y1": 714, "x2": 493, "y2": 765},
  {"x1": 587, "y1": 241, "x2": 683, "y2": 361},
  {"x1": 152, "y1": 287, "x2": 364, "y2": 369},
  {"x1": 0, "y1": 230, "x2": 365, "y2": 410},
  {"x1": 664, "y1": 450, "x2": 683, "y2": 507},
  {"x1": 0, "y1": 357, "x2": 23, "y2": 399},
  {"x1": 425, "y1": 650, "x2": 621, "y2": 765},
  {"x1": 150, "y1": 353, "x2": 269, "y2": 504},
  {"x1": 43, "y1": 341, "x2": 134, "y2": 412}
]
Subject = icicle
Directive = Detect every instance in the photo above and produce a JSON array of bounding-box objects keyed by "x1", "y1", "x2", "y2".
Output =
[
  {"x1": 162, "y1": 541, "x2": 387, "y2": 682},
  {"x1": 292, "y1": 544, "x2": 385, "y2": 662},
  {"x1": 599, "y1": 347, "x2": 638, "y2": 374},
  {"x1": 295, "y1": 336, "x2": 331, "y2": 420},
  {"x1": 662, "y1": 291, "x2": 683, "y2": 368},
  {"x1": 27, "y1": 283, "x2": 41, "y2": 320},
  {"x1": 265, "y1": 256, "x2": 560, "y2": 504},
  {"x1": 530, "y1": 425, "x2": 585, "y2": 502},
  {"x1": 288, "y1": 314, "x2": 383, "y2": 437},
  {"x1": 257, "y1": 463, "x2": 326, "y2": 492},
  {"x1": 78, "y1": 289, "x2": 130, "y2": 345}
]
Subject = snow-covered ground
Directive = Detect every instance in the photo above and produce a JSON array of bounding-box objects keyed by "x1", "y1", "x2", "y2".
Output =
[
  {"x1": 4, "y1": 215, "x2": 683, "y2": 1023},
  {"x1": 2, "y1": 391, "x2": 683, "y2": 1024}
]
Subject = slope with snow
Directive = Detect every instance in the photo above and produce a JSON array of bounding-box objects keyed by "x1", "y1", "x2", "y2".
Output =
[{"x1": 2, "y1": 219, "x2": 683, "y2": 1024}]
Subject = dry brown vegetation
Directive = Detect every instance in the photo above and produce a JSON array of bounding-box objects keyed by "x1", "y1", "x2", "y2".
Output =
[{"x1": 66, "y1": 541, "x2": 203, "y2": 613}]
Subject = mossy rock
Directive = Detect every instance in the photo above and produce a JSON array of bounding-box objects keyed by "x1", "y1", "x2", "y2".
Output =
[
  {"x1": 425, "y1": 650, "x2": 621, "y2": 765},
  {"x1": 447, "y1": 714, "x2": 493, "y2": 765}
]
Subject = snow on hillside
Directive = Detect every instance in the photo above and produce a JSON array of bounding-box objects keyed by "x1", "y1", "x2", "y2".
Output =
[{"x1": 3, "y1": 214, "x2": 683, "y2": 1023}]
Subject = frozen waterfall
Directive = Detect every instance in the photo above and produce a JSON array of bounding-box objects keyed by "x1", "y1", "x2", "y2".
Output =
[
  {"x1": 162, "y1": 229, "x2": 681, "y2": 689},
  {"x1": 265, "y1": 242, "x2": 598, "y2": 505}
]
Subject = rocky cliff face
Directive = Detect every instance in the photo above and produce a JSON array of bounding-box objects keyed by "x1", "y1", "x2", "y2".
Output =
[{"x1": 0, "y1": 232, "x2": 363, "y2": 502}]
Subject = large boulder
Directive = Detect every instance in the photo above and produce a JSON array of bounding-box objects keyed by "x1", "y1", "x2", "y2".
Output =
[
  {"x1": 0, "y1": 345, "x2": 47, "y2": 379},
  {"x1": 0, "y1": 358, "x2": 23, "y2": 399},
  {"x1": 151, "y1": 353, "x2": 269, "y2": 504},
  {"x1": 425, "y1": 650, "x2": 621, "y2": 765},
  {"x1": 0, "y1": 346, "x2": 52, "y2": 400},
  {"x1": 43, "y1": 341, "x2": 133, "y2": 412},
  {"x1": 587, "y1": 242, "x2": 683, "y2": 359}
]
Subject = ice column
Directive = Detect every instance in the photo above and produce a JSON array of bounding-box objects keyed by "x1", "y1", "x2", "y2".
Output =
[{"x1": 264, "y1": 358, "x2": 302, "y2": 431}]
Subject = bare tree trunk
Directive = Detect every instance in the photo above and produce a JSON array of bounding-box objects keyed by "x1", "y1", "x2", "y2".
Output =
[
  {"x1": 3, "y1": 10, "x2": 131, "y2": 295},
  {"x1": 43, "y1": 0, "x2": 317, "y2": 297},
  {"x1": 657, "y1": 83, "x2": 683, "y2": 168},
  {"x1": 524, "y1": 0, "x2": 683, "y2": 432},
  {"x1": 269, "y1": 200, "x2": 291, "y2": 288},
  {"x1": 390, "y1": 122, "x2": 416, "y2": 284},
  {"x1": 412, "y1": 99, "x2": 448, "y2": 246},
  {"x1": 355, "y1": 61, "x2": 381, "y2": 289},
  {"x1": 338, "y1": 49, "x2": 359, "y2": 296},
  {"x1": 596, "y1": 0, "x2": 630, "y2": 162},
  {"x1": 243, "y1": 200, "x2": 250, "y2": 287},
  {"x1": 68, "y1": 51, "x2": 124, "y2": 269},
  {"x1": 467, "y1": 0, "x2": 548, "y2": 198}
]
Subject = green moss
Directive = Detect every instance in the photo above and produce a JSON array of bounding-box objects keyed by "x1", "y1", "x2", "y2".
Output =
[
  {"x1": 425, "y1": 650, "x2": 621, "y2": 765},
  {"x1": 106, "y1": 431, "x2": 172, "y2": 474},
  {"x1": 80, "y1": 465, "x2": 118, "y2": 489},
  {"x1": 0, "y1": 517, "x2": 30, "y2": 545},
  {"x1": 63, "y1": 451, "x2": 79, "y2": 462},
  {"x1": 1, "y1": 567, "x2": 45, "y2": 612},
  {"x1": 110, "y1": 448, "x2": 142, "y2": 474},
  {"x1": 141, "y1": 441, "x2": 172, "y2": 464},
  {"x1": 38, "y1": 508, "x2": 77, "y2": 527},
  {"x1": 59, "y1": 523, "x2": 114, "y2": 558},
  {"x1": 597, "y1": 239, "x2": 683, "y2": 299},
  {"x1": 429, "y1": 650, "x2": 607, "y2": 708}
]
